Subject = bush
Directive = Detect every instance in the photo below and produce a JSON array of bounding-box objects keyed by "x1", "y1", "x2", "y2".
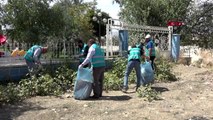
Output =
[
  {"x1": 0, "y1": 83, "x2": 22, "y2": 104},
  {"x1": 104, "y1": 57, "x2": 137, "y2": 91},
  {"x1": 19, "y1": 74, "x2": 62, "y2": 97},
  {"x1": 19, "y1": 66, "x2": 76, "y2": 97},
  {"x1": 104, "y1": 57, "x2": 178, "y2": 91},
  {"x1": 155, "y1": 58, "x2": 178, "y2": 82},
  {"x1": 104, "y1": 72, "x2": 122, "y2": 92},
  {"x1": 137, "y1": 84, "x2": 161, "y2": 102},
  {"x1": 0, "y1": 65, "x2": 77, "y2": 105},
  {"x1": 54, "y1": 66, "x2": 77, "y2": 91}
]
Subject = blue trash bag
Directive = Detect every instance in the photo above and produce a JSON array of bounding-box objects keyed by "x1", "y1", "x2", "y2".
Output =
[
  {"x1": 141, "y1": 61, "x2": 154, "y2": 85},
  {"x1": 74, "y1": 67, "x2": 94, "y2": 100}
]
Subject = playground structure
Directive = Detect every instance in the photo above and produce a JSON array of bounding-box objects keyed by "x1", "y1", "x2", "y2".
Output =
[{"x1": 105, "y1": 18, "x2": 173, "y2": 58}]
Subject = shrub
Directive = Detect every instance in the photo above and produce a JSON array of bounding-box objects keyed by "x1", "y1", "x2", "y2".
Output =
[
  {"x1": 0, "y1": 65, "x2": 77, "y2": 105},
  {"x1": 104, "y1": 57, "x2": 178, "y2": 91},
  {"x1": 104, "y1": 57, "x2": 137, "y2": 91},
  {"x1": 53, "y1": 66, "x2": 77, "y2": 91},
  {"x1": 0, "y1": 83, "x2": 22, "y2": 104},
  {"x1": 104, "y1": 72, "x2": 122, "y2": 92},
  {"x1": 137, "y1": 84, "x2": 161, "y2": 102},
  {"x1": 155, "y1": 58, "x2": 178, "y2": 82},
  {"x1": 19, "y1": 65, "x2": 76, "y2": 97}
]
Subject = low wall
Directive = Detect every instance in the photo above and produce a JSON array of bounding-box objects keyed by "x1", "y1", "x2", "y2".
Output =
[{"x1": 0, "y1": 59, "x2": 113, "y2": 82}]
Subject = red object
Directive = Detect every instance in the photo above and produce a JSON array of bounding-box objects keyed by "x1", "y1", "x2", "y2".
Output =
[
  {"x1": 0, "y1": 35, "x2": 7, "y2": 45},
  {"x1": 167, "y1": 21, "x2": 184, "y2": 26}
]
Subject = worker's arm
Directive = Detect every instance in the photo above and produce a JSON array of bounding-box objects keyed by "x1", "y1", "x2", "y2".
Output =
[
  {"x1": 80, "y1": 46, "x2": 95, "y2": 67},
  {"x1": 33, "y1": 48, "x2": 42, "y2": 64}
]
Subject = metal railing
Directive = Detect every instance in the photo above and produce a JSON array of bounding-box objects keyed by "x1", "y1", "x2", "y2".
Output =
[{"x1": 0, "y1": 41, "x2": 80, "y2": 65}]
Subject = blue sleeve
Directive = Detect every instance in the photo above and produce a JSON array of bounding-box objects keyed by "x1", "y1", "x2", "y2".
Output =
[{"x1": 147, "y1": 42, "x2": 153, "y2": 49}]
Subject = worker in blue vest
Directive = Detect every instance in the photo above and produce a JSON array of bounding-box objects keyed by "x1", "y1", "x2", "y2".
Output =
[
  {"x1": 78, "y1": 38, "x2": 105, "y2": 99},
  {"x1": 24, "y1": 45, "x2": 48, "y2": 76},
  {"x1": 122, "y1": 43, "x2": 144, "y2": 93},
  {"x1": 145, "y1": 34, "x2": 156, "y2": 71},
  {"x1": 77, "y1": 39, "x2": 89, "y2": 67}
]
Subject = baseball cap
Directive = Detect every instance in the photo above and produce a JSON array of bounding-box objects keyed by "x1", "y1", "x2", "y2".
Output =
[{"x1": 145, "y1": 34, "x2": 151, "y2": 39}]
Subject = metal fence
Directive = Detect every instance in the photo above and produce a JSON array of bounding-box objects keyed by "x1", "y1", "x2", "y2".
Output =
[{"x1": 0, "y1": 41, "x2": 80, "y2": 66}]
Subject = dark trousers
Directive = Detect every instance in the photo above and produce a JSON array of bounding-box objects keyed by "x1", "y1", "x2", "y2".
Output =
[
  {"x1": 150, "y1": 56, "x2": 156, "y2": 71},
  {"x1": 93, "y1": 66, "x2": 105, "y2": 97},
  {"x1": 26, "y1": 60, "x2": 39, "y2": 77}
]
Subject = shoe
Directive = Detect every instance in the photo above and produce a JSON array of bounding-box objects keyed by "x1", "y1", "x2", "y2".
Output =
[
  {"x1": 89, "y1": 95, "x2": 99, "y2": 99},
  {"x1": 122, "y1": 87, "x2": 128, "y2": 93},
  {"x1": 135, "y1": 87, "x2": 139, "y2": 92}
]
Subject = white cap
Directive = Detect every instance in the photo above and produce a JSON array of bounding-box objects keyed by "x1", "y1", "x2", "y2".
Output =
[{"x1": 145, "y1": 34, "x2": 151, "y2": 39}]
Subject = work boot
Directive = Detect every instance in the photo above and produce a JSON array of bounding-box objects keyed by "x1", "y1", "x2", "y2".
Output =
[{"x1": 122, "y1": 86, "x2": 128, "y2": 93}]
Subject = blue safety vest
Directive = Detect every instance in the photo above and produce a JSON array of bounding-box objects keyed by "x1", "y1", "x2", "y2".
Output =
[
  {"x1": 145, "y1": 40, "x2": 156, "y2": 56},
  {"x1": 128, "y1": 47, "x2": 141, "y2": 62},
  {"x1": 91, "y1": 44, "x2": 105, "y2": 67},
  {"x1": 24, "y1": 45, "x2": 42, "y2": 62}
]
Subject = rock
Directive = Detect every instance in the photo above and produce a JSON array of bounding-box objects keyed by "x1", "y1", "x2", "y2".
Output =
[
  {"x1": 84, "y1": 104, "x2": 88, "y2": 107},
  {"x1": 65, "y1": 94, "x2": 72, "y2": 98}
]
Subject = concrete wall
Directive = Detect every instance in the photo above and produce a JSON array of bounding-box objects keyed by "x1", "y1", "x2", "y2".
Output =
[{"x1": 0, "y1": 59, "x2": 113, "y2": 82}]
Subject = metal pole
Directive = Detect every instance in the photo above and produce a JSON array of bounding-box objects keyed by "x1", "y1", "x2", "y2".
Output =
[
  {"x1": 168, "y1": 26, "x2": 173, "y2": 59},
  {"x1": 98, "y1": 21, "x2": 101, "y2": 45},
  {"x1": 106, "y1": 24, "x2": 109, "y2": 58}
]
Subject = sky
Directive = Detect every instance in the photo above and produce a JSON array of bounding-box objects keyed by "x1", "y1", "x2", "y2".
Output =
[{"x1": 83, "y1": 0, "x2": 121, "y2": 19}]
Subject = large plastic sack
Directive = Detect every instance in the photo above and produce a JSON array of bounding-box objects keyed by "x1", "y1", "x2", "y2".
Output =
[
  {"x1": 141, "y1": 61, "x2": 154, "y2": 85},
  {"x1": 74, "y1": 67, "x2": 93, "y2": 100}
]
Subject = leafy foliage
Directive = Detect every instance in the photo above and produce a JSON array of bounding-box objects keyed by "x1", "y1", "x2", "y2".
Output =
[
  {"x1": 104, "y1": 57, "x2": 139, "y2": 91},
  {"x1": 181, "y1": 2, "x2": 213, "y2": 48},
  {"x1": 54, "y1": 66, "x2": 76, "y2": 91},
  {"x1": 115, "y1": 0, "x2": 213, "y2": 48},
  {"x1": 104, "y1": 72, "x2": 122, "y2": 92},
  {"x1": 52, "y1": 1, "x2": 94, "y2": 41},
  {"x1": 0, "y1": 0, "x2": 96, "y2": 43},
  {"x1": 1, "y1": 0, "x2": 63, "y2": 43},
  {"x1": 155, "y1": 58, "x2": 178, "y2": 82},
  {"x1": 137, "y1": 84, "x2": 161, "y2": 102},
  {"x1": 104, "y1": 58, "x2": 126, "y2": 91},
  {"x1": 104, "y1": 57, "x2": 178, "y2": 91},
  {"x1": 0, "y1": 83, "x2": 22, "y2": 104},
  {"x1": 19, "y1": 74, "x2": 62, "y2": 97},
  {"x1": 115, "y1": 0, "x2": 191, "y2": 26},
  {"x1": 0, "y1": 65, "x2": 77, "y2": 105}
]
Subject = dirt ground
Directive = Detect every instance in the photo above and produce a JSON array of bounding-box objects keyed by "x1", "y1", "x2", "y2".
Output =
[{"x1": 0, "y1": 64, "x2": 213, "y2": 120}]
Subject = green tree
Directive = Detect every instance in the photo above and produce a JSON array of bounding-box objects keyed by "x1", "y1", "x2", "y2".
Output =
[
  {"x1": 52, "y1": 0, "x2": 94, "y2": 42},
  {"x1": 0, "y1": 0, "x2": 96, "y2": 43},
  {"x1": 114, "y1": 0, "x2": 191, "y2": 26},
  {"x1": 181, "y1": 1, "x2": 213, "y2": 48},
  {"x1": 0, "y1": 0, "x2": 63, "y2": 43}
]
